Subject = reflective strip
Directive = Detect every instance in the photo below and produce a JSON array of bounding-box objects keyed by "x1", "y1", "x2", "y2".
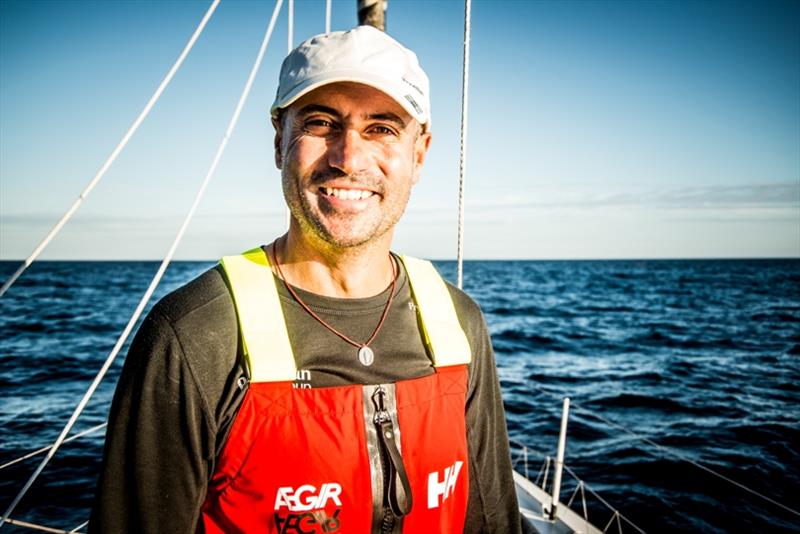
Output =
[
  {"x1": 220, "y1": 247, "x2": 296, "y2": 382},
  {"x1": 399, "y1": 256, "x2": 472, "y2": 366},
  {"x1": 222, "y1": 251, "x2": 470, "y2": 381}
]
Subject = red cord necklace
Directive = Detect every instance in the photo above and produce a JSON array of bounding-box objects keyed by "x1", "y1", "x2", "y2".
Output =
[{"x1": 271, "y1": 240, "x2": 398, "y2": 367}]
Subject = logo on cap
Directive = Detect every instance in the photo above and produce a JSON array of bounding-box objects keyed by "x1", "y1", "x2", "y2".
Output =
[
  {"x1": 404, "y1": 95, "x2": 423, "y2": 115},
  {"x1": 401, "y1": 77, "x2": 425, "y2": 97}
]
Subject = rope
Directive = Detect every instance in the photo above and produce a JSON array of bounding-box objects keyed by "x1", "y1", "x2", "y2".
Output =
[
  {"x1": 563, "y1": 464, "x2": 647, "y2": 534},
  {"x1": 0, "y1": 423, "x2": 106, "y2": 471},
  {"x1": 0, "y1": 1, "x2": 284, "y2": 526},
  {"x1": 455, "y1": 0, "x2": 471, "y2": 290},
  {"x1": 0, "y1": 0, "x2": 221, "y2": 299},
  {"x1": 1, "y1": 518, "x2": 72, "y2": 534},
  {"x1": 527, "y1": 381, "x2": 800, "y2": 520}
]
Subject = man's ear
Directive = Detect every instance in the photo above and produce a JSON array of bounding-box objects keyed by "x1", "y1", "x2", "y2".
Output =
[
  {"x1": 411, "y1": 130, "x2": 432, "y2": 185},
  {"x1": 272, "y1": 117, "x2": 283, "y2": 169}
]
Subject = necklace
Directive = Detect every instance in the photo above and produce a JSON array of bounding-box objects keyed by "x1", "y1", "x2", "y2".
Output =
[{"x1": 271, "y1": 241, "x2": 398, "y2": 367}]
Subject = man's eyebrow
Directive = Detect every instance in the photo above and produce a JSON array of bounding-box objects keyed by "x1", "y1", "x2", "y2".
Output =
[
  {"x1": 296, "y1": 104, "x2": 340, "y2": 117},
  {"x1": 366, "y1": 112, "x2": 407, "y2": 128},
  {"x1": 295, "y1": 105, "x2": 408, "y2": 129}
]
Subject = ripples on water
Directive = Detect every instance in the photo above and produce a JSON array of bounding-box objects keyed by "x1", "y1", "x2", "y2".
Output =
[
  {"x1": 0, "y1": 261, "x2": 211, "y2": 532},
  {"x1": 1, "y1": 259, "x2": 799, "y2": 532}
]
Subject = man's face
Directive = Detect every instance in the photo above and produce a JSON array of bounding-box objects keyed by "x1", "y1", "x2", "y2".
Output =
[{"x1": 274, "y1": 82, "x2": 431, "y2": 249}]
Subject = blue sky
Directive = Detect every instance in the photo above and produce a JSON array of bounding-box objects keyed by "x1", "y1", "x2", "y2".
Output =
[{"x1": 1, "y1": 0, "x2": 798, "y2": 260}]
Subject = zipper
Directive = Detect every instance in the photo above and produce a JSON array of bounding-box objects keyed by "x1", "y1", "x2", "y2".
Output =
[
  {"x1": 372, "y1": 386, "x2": 395, "y2": 534},
  {"x1": 369, "y1": 385, "x2": 412, "y2": 533},
  {"x1": 364, "y1": 384, "x2": 413, "y2": 533}
]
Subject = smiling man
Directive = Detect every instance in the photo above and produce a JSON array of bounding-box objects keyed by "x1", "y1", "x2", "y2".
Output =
[{"x1": 91, "y1": 26, "x2": 524, "y2": 533}]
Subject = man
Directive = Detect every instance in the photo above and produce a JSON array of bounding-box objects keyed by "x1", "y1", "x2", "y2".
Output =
[{"x1": 91, "y1": 26, "x2": 524, "y2": 533}]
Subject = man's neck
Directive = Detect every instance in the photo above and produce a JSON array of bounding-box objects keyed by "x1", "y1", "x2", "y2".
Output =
[{"x1": 271, "y1": 230, "x2": 396, "y2": 299}]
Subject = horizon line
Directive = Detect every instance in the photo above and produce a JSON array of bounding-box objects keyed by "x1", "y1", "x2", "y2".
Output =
[{"x1": 1, "y1": 256, "x2": 798, "y2": 263}]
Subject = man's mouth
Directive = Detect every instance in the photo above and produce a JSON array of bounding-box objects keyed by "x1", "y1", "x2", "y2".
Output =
[{"x1": 319, "y1": 187, "x2": 376, "y2": 201}]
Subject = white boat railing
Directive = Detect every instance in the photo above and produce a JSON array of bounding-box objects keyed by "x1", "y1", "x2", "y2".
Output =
[{"x1": 511, "y1": 441, "x2": 645, "y2": 534}]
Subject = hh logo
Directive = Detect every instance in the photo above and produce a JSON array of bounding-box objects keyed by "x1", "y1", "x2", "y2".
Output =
[
  {"x1": 427, "y1": 461, "x2": 464, "y2": 509},
  {"x1": 274, "y1": 483, "x2": 343, "y2": 512}
]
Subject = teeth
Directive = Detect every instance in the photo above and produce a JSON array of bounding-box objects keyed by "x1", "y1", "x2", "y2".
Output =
[{"x1": 323, "y1": 187, "x2": 373, "y2": 200}]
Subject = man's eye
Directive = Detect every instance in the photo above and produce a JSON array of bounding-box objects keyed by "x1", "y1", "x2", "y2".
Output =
[
  {"x1": 303, "y1": 119, "x2": 335, "y2": 134},
  {"x1": 368, "y1": 125, "x2": 397, "y2": 136}
]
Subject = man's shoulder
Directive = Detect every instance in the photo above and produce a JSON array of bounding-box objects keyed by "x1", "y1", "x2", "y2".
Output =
[
  {"x1": 140, "y1": 265, "x2": 241, "y2": 406},
  {"x1": 144, "y1": 265, "x2": 239, "y2": 364},
  {"x1": 152, "y1": 265, "x2": 234, "y2": 329},
  {"x1": 399, "y1": 255, "x2": 487, "y2": 339},
  {"x1": 442, "y1": 279, "x2": 487, "y2": 341}
]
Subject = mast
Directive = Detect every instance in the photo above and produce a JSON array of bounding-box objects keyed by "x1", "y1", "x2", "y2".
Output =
[{"x1": 357, "y1": 0, "x2": 386, "y2": 31}]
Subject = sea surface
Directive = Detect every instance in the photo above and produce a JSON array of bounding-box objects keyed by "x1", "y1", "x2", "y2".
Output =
[{"x1": 1, "y1": 259, "x2": 798, "y2": 532}]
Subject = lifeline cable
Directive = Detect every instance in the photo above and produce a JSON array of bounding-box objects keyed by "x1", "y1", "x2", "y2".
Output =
[
  {"x1": 456, "y1": 0, "x2": 472, "y2": 289},
  {"x1": 562, "y1": 464, "x2": 647, "y2": 534},
  {"x1": 568, "y1": 399, "x2": 800, "y2": 519},
  {"x1": 510, "y1": 439, "x2": 647, "y2": 532},
  {"x1": 0, "y1": 0, "x2": 285, "y2": 526},
  {"x1": 0, "y1": 0, "x2": 221, "y2": 299},
  {"x1": 527, "y1": 381, "x2": 800, "y2": 520}
]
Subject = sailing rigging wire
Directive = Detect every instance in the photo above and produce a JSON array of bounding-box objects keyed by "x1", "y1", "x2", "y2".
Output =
[
  {"x1": 325, "y1": 0, "x2": 332, "y2": 32},
  {"x1": 0, "y1": 423, "x2": 106, "y2": 471},
  {"x1": 69, "y1": 521, "x2": 88, "y2": 534},
  {"x1": 0, "y1": 1, "x2": 285, "y2": 527},
  {"x1": 288, "y1": 0, "x2": 294, "y2": 51},
  {"x1": 286, "y1": 0, "x2": 294, "y2": 230},
  {"x1": 456, "y1": 0, "x2": 472, "y2": 289},
  {"x1": 527, "y1": 381, "x2": 800, "y2": 520},
  {"x1": 1, "y1": 518, "x2": 71, "y2": 534},
  {"x1": 0, "y1": 0, "x2": 221, "y2": 300}
]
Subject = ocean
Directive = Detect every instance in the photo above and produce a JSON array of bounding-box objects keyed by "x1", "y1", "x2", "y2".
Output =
[{"x1": 1, "y1": 259, "x2": 798, "y2": 532}]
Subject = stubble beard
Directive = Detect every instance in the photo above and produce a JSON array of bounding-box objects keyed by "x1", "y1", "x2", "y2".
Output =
[{"x1": 282, "y1": 169, "x2": 410, "y2": 250}]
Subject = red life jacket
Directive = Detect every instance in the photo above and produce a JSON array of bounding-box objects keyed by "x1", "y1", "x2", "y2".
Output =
[{"x1": 199, "y1": 249, "x2": 473, "y2": 534}]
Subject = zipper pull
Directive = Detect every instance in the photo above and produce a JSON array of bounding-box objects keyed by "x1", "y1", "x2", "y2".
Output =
[
  {"x1": 371, "y1": 386, "x2": 391, "y2": 424},
  {"x1": 237, "y1": 376, "x2": 248, "y2": 390}
]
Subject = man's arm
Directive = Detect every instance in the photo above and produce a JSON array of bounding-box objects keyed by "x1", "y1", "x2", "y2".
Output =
[
  {"x1": 464, "y1": 312, "x2": 524, "y2": 533},
  {"x1": 447, "y1": 285, "x2": 525, "y2": 533},
  {"x1": 88, "y1": 307, "x2": 215, "y2": 533}
]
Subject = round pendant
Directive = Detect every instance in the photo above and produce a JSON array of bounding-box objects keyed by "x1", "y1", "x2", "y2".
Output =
[{"x1": 358, "y1": 346, "x2": 375, "y2": 366}]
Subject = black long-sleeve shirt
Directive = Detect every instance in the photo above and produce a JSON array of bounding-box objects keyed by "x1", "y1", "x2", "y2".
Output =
[{"x1": 90, "y1": 257, "x2": 523, "y2": 533}]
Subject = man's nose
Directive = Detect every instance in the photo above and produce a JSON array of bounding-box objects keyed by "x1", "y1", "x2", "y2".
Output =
[{"x1": 328, "y1": 128, "x2": 369, "y2": 175}]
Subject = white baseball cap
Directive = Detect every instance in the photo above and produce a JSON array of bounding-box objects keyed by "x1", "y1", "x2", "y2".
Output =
[{"x1": 271, "y1": 25, "x2": 431, "y2": 128}]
